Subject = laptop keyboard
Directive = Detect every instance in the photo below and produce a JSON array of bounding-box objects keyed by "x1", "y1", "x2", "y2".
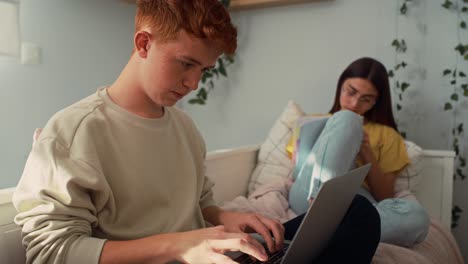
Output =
[{"x1": 234, "y1": 243, "x2": 290, "y2": 264}]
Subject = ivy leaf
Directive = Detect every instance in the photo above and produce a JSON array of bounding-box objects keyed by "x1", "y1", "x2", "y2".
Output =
[
  {"x1": 400, "y1": 39, "x2": 407, "y2": 52},
  {"x1": 451, "y1": 93, "x2": 459, "y2": 101},
  {"x1": 388, "y1": 70, "x2": 394, "y2": 78},
  {"x1": 218, "y1": 59, "x2": 227, "y2": 77},
  {"x1": 453, "y1": 69, "x2": 457, "y2": 78},
  {"x1": 465, "y1": 54, "x2": 468, "y2": 60},
  {"x1": 451, "y1": 80, "x2": 457, "y2": 85},
  {"x1": 400, "y1": 2, "x2": 407, "y2": 15},
  {"x1": 396, "y1": 81, "x2": 400, "y2": 88},
  {"x1": 401, "y1": 61, "x2": 408, "y2": 68},
  {"x1": 399, "y1": 94, "x2": 403, "y2": 101},
  {"x1": 453, "y1": 205, "x2": 462, "y2": 213},
  {"x1": 461, "y1": 84, "x2": 468, "y2": 90},
  {"x1": 461, "y1": 21, "x2": 467, "y2": 29},
  {"x1": 201, "y1": 71, "x2": 213, "y2": 84},
  {"x1": 188, "y1": 98, "x2": 204, "y2": 105},
  {"x1": 460, "y1": 157, "x2": 467, "y2": 167},
  {"x1": 443, "y1": 69, "x2": 452, "y2": 76},
  {"x1": 391, "y1": 39, "x2": 400, "y2": 48},
  {"x1": 401, "y1": 82, "x2": 410, "y2": 92},
  {"x1": 465, "y1": 89, "x2": 468, "y2": 97},
  {"x1": 460, "y1": 71, "x2": 467, "y2": 77},
  {"x1": 455, "y1": 44, "x2": 465, "y2": 56},
  {"x1": 452, "y1": 205, "x2": 462, "y2": 228},
  {"x1": 197, "y1": 88, "x2": 208, "y2": 100},
  {"x1": 211, "y1": 68, "x2": 219, "y2": 78},
  {"x1": 458, "y1": 123, "x2": 464, "y2": 134},
  {"x1": 444, "y1": 102, "x2": 453, "y2": 110},
  {"x1": 463, "y1": 7, "x2": 468, "y2": 12},
  {"x1": 442, "y1": 0, "x2": 453, "y2": 9},
  {"x1": 397, "y1": 104, "x2": 402, "y2": 111}
]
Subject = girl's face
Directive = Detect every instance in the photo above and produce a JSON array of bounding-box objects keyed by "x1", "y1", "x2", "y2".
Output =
[{"x1": 339, "y1": 78, "x2": 378, "y2": 116}]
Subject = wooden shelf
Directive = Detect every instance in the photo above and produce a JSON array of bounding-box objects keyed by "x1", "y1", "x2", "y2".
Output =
[
  {"x1": 126, "y1": 0, "x2": 327, "y2": 11},
  {"x1": 229, "y1": 0, "x2": 324, "y2": 11}
]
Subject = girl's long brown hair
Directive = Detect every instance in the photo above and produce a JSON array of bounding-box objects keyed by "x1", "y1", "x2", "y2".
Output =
[{"x1": 329, "y1": 57, "x2": 398, "y2": 131}]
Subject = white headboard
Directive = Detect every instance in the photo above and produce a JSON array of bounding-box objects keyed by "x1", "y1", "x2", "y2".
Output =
[{"x1": 415, "y1": 150, "x2": 455, "y2": 230}]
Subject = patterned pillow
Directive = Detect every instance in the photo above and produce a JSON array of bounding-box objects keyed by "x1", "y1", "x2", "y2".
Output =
[
  {"x1": 247, "y1": 100, "x2": 305, "y2": 195},
  {"x1": 394, "y1": 141, "x2": 424, "y2": 193}
]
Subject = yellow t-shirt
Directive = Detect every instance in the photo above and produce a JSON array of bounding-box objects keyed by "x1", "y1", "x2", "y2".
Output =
[
  {"x1": 361, "y1": 121, "x2": 409, "y2": 174},
  {"x1": 286, "y1": 115, "x2": 409, "y2": 188}
]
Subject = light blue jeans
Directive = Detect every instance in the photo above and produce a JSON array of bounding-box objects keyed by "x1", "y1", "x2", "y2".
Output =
[{"x1": 288, "y1": 110, "x2": 429, "y2": 247}]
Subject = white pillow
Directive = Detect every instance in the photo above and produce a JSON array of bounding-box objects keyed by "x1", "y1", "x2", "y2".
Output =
[
  {"x1": 394, "y1": 140, "x2": 424, "y2": 193},
  {"x1": 247, "y1": 100, "x2": 305, "y2": 195}
]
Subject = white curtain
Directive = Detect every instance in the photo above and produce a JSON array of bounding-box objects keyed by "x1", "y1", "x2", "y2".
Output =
[{"x1": 0, "y1": 1, "x2": 20, "y2": 56}]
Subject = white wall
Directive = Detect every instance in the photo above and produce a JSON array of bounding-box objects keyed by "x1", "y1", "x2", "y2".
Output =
[{"x1": 1, "y1": 0, "x2": 467, "y2": 260}]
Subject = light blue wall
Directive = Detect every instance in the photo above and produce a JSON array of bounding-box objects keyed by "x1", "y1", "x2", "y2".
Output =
[
  {"x1": 1, "y1": 0, "x2": 467, "y2": 260},
  {"x1": 0, "y1": 0, "x2": 136, "y2": 188}
]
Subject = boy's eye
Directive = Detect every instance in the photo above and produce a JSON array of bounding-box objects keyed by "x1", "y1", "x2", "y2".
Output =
[{"x1": 181, "y1": 61, "x2": 193, "y2": 68}]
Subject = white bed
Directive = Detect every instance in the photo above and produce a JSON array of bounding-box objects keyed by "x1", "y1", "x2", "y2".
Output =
[{"x1": 205, "y1": 144, "x2": 464, "y2": 264}]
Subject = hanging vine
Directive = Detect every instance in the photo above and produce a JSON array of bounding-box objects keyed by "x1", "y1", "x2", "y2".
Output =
[
  {"x1": 388, "y1": 0, "x2": 413, "y2": 139},
  {"x1": 189, "y1": 0, "x2": 234, "y2": 105},
  {"x1": 441, "y1": 0, "x2": 468, "y2": 229}
]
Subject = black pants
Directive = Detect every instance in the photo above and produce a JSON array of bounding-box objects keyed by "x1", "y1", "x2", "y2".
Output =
[{"x1": 283, "y1": 194, "x2": 381, "y2": 264}]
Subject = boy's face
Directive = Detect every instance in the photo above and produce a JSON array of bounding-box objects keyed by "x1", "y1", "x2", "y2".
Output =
[{"x1": 138, "y1": 29, "x2": 222, "y2": 108}]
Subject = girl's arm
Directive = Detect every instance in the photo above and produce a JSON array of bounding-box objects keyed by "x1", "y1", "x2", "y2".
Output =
[{"x1": 358, "y1": 132, "x2": 397, "y2": 201}]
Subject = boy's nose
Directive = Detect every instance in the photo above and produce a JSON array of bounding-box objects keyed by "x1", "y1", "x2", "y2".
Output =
[{"x1": 183, "y1": 73, "x2": 201, "y2": 91}]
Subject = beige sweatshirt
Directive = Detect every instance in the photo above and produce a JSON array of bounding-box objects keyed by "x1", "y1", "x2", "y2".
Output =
[{"x1": 13, "y1": 88, "x2": 216, "y2": 264}]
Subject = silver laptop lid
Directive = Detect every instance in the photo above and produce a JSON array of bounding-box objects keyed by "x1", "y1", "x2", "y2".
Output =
[{"x1": 281, "y1": 163, "x2": 371, "y2": 264}]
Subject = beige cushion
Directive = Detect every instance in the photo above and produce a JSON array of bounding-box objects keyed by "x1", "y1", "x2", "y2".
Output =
[
  {"x1": 247, "y1": 101, "x2": 304, "y2": 195},
  {"x1": 394, "y1": 141, "x2": 424, "y2": 193}
]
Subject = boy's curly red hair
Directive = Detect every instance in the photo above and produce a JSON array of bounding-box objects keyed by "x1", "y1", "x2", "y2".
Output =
[{"x1": 135, "y1": 0, "x2": 237, "y2": 55}]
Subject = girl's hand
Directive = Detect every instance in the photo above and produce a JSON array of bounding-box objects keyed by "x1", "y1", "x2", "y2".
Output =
[{"x1": 358, "y1": 132, "x2": 374, "y2": 163}]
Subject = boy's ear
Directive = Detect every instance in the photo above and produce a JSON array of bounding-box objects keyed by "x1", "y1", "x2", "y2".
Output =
[{"x1": 134, "y1": 31, "x2": 151, "y2": 58}]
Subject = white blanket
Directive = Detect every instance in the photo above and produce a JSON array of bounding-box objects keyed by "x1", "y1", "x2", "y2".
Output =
[{"x1": 221, "y1": 178, "x2": 297, "y2": 223}]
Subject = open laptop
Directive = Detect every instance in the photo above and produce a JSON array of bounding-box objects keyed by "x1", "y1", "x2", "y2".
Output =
[{"x1": 229, "y1": 163, "x2": 371, "y2": 264}]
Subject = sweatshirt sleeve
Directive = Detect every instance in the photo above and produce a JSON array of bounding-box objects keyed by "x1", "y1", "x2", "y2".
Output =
[
  {"x1": 13, "y1": 139, "x2": 108, "y2": 264},
  {"x1": 199, "y1": 172, "x2": 216, "y2": 210}
]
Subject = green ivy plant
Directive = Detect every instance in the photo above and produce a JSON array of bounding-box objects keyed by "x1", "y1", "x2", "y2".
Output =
[
  {"x1": 388, "y1": 0, "x2": 413, "y2": 139},
  {"x1": 188, "y1": 0, "x2": 234, "y2": 105},
  {"x1": 441, "y1": 0, "x2": 468, "y2": 229}
]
